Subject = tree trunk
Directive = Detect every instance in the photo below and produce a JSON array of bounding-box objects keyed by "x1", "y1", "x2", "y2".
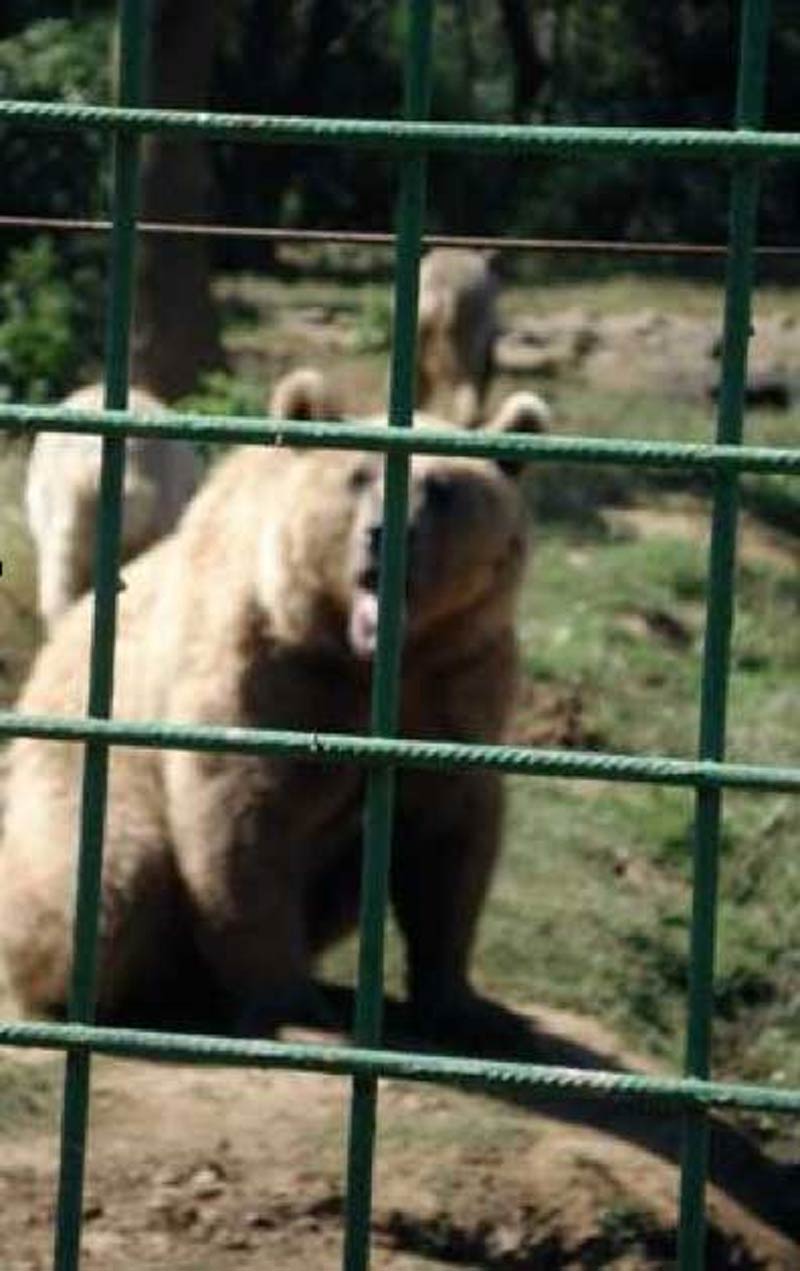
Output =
[
  {"x1": 131, "y1": 0, "x2": 225, "y2": 400},
  {"x1": 455, "y1": 0, "x2": 477, "y2": 116},
  {"x1": 291, "y1": 0, "x2": 348, "y2": 114},
  {"x1": 497, "y1": 0, "x2": 547, "y2": 121}
]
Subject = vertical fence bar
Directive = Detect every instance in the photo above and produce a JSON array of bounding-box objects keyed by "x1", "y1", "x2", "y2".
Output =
[
  {"x1": 341, "y1": 3, "x2": 434, "y2": 1269},
  {"x1": 677, "y1": 1, "x2": 771, "y2": 1266},
  {"x1": 52, "y1": 3, "x2": 149, "y2": 1269}
]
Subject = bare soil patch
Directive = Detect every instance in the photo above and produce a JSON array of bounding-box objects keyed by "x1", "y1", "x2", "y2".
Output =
[
  {"x1": 508, "y1": 680, "x2": 606, "y2": 751},
  {"x1": 1, "y1": 1004, "x2": 797, "y2": 1270},
  {"x1": 496, "y1": 306, "x2": 799, "y2": 405}
]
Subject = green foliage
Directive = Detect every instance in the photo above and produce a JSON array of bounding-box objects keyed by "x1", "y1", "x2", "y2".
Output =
[
  {"x1": 0, "y1": 237, "x2": 102, "y2": 402},
  {"x1": 0, "y1": 238, "x2": 73, "y2": 401},
  {"x1": 174, "y1": 369, "x2": 265, "y2": 419},
  {"x1": 352, "y1": 287, "x2": 393, "y2": 354},
  {"x1": 0, "y1": 440, "x2": 39, "y2": 707},
  {"x1": 207, "y1": 0, "x2": 800, "y2": 250},
  {"x1": 3, "y1": 4, "x2": 800, "y2": 257},
  {"x1": 0, "y1": 1055, "x2": 59, "y2": 1130},
  {"x1": 0, "y1": 16, "x2": 111, "y2": 224},
  {"x1": 174, "y1": 370, "x2": 267, "y2": 467},
  {"x1": 0, "y1": 16, "x2": 110, "y2": 401},
  {"x1": 0, "y1": 14, "x2": 109, "y2": 99}
]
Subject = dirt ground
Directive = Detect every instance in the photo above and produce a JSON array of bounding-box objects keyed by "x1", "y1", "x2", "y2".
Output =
[
  {"x1": 1, "y1": 1001, "x2": 798, "y2": 1271},
  {"x1": 221, "y1": 272, "x2": 800, "y2": 420},
  {"x1": 494, "y1": 304, "x2": 800, "y2": 402}
]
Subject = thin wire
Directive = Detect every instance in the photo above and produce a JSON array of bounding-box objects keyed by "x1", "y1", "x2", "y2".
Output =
[{"x1": 0, "y1": 212, "x2": 798, "y2": 256}]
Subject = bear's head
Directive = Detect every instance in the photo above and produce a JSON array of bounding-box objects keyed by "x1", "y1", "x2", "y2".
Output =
[{"x1": 264, "y1": 372, "x2": 550, "y2": 658}]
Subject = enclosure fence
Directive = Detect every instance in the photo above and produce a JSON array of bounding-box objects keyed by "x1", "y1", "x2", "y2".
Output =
[{"x1": 0, "y1": 1, "x2": 799, "y2": 1269}]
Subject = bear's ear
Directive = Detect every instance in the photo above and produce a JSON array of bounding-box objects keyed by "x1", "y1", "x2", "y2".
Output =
[
  {"x1": 269, "y1": 368, "x2": 342, "y2": 425},
  {"x1": 482, "y1": 391, "x2": 551, "y2": 477}
]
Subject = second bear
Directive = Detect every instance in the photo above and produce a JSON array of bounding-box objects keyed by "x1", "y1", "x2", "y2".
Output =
[{"x1": 26, "y1": 382, "x2": 201, "y2": 628}]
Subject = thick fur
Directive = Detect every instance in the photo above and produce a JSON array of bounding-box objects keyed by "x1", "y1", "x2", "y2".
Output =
[
  {"x1": 417, "y1": 248, "x2": 500, "y2": 426},
  {"x1": 26, "y1": 383, "x2": 201, "y2": 629},
  {"x1": 1, "y1": 371, "x2": 546, "y2": 1037}
]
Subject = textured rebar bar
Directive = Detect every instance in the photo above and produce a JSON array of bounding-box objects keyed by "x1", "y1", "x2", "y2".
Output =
[
  {"x1": 1, "y1": 1020, "x2": 799, "y2": 1115},
  {"x1": 52, "y1": 3, "x2": 148, "y2": 1269},
  {"x1": 678, "y1": 2, "x2": 772, "y2": 1266},
  {"x1": 342, "y1": 6, "x2": 434, "y2": 1269},
  {"x1": 1, "y1": 403, "x2": 798, "y2": 473},
  {"x1": 0, "y1": 98, "x2": 799, "y2": 160},
  {"x1": 0, "y1": 710, "x2": 797, "y2": 794}
]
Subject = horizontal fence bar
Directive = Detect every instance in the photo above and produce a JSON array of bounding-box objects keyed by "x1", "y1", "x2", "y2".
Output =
[
  {"x1": 1, "y1": 405, "x2": 799, "y2": 475},
  {"x1": 1, "y1": 101, "x2": 799, "y2": 161},
  {"x1": 1, "y1": 712, "x2": 797, "y2": 793},
  {"x1": 0, "y1": 214, "x2": 799, "y2": 259},
  {"x1": 0, "y1": 1019, "x2": 797, "y2": 1115}
]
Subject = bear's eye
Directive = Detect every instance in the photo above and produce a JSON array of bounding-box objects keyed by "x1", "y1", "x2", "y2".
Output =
[{"x1": 348, "y1": 464, "x2": 373, "y2": 493}]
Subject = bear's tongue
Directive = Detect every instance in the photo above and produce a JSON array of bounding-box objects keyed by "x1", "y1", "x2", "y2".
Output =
[{"x1": 348, "y1": 588, "x2": 380, "y2": 658}]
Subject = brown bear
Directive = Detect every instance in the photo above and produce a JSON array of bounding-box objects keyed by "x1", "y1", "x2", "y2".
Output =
[
  {"x1": 416, "y1": 248, "x2": 500, "y2": 427},
  {"x1": 0, "y1": 372, "x2": 549, "y2": 1040}
]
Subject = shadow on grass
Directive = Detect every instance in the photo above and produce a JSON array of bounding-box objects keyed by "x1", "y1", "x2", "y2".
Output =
[
  {"x1": 319, "y1": 983, "x2": 800, "y2": 1244},
  {"x1": 525, "y1": 464, "x2": 633, "y2": 540},
  {"x1": 527, "y1": 460, "x2": 800, "y2": 543},
  {"x1": 376, "y1": 1204, "x2": 768, "y2": 1271}
]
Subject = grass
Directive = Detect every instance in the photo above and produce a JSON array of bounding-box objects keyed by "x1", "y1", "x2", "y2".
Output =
[
  {"x1": 0, "y1": 1052, "x2": 60, "y2": 1130},
  {"x1": 291, "y1": 271, "x2": 796, "y2": 1154},
  {"x1": 503, "y1": 273, "x2": 800, "y2": 323},
  {"x1": 320, "y1": 453, "x2": 797, "y2": 1152},
  {"x1": 485, "y1": 462, "x2": 798, "y2": 1125},
  {"x1": 1, "y1": 271, "x2": 797, "y2": 1163},
  {"x1": 0, "y1": 438, "x2": 40, "y2": 709}
]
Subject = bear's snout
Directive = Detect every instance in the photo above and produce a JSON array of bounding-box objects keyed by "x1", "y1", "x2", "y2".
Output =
[
  {"x1": 345, "y1": 459, "x2": 513, "y2": 659},
  {"x1": 359, "y1": 515, "x2": 421, "y2": 587}
]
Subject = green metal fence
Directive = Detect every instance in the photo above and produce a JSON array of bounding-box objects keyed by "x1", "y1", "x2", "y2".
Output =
[{"x1": 0, "y1": 1, "x2": 798, "y2": 1268}]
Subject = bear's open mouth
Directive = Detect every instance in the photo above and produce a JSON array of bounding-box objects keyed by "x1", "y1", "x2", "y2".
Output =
[
  {"x1": 348, "y1": 586, "x2": 381, "y2": 659},
  {"x1": 348, "y1": 567, "x2": 411, "y2": 659}
]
